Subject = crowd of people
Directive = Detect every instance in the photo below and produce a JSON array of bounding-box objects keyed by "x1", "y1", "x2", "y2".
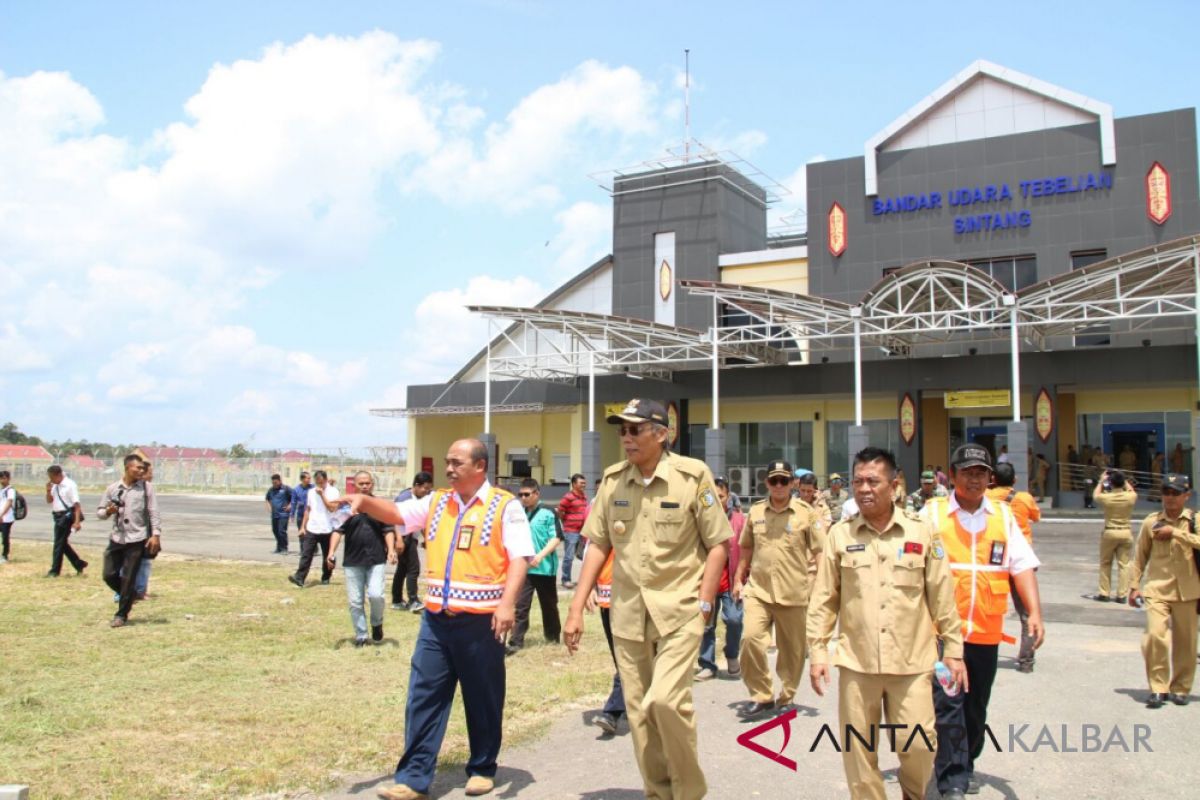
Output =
[{"x1": 2, "y1": 407, "x2": 1198, "y2": 799}]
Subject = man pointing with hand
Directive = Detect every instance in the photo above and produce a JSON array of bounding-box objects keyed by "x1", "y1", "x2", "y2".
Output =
[{"x1": 345, "y1": 438, "x2": 533, "y2": 800}]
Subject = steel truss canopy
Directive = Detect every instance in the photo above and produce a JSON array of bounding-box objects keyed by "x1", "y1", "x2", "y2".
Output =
[
  {"x1": 469, "y1": 305, "x2": 787, "y2": 382},
  {"x1": 370, "y1": 402, "x2": 577, "y2": 418},
  {"x1": 682, "y1": 235, "x2": 1200, "y2": 353}
]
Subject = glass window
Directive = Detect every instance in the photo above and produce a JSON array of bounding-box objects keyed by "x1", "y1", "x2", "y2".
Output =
[
  {"x1": 964, "y1": 254, "x2": 1037, "y2": 290},
  {"x1": 826, "y1": 420, "x2": 898, "y2": 477},
  {"x1": 1071, "y1": 252, "x2": 1109, "y2": 346},
  {"x1": 1071, "y1": 249, "x2": 1107, "y2": 270}
]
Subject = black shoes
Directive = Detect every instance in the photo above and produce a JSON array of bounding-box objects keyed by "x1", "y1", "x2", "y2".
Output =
[
  {"x1": 288, "y1": 575, "x2": 304, "y2": 588},
  {"x1": 76, "y1": 561, "x2": 89, "y2": 575},
  {"x1": 320, "y1": 578, "x2": 331, "y2": 585},
  {"x1": 595, "y1": 712, "x2": 619, "y2": 735},
  {"x1": 504, "y1": 644, "x2": 521, "y2": 657},
  {"x1": 1093, "y1": 595, "x2": 1109, "y2": 602},
  {"x1": 1147, "y1": 692, "x2": 1168, "y2": 708},
  {"x1": 1169, "y1": 693, "x2": 1190, "y2": 706},
  {"x1": 743, "y1": 701, "x2": 776, "y2": 717},
  {"x1": 372, "y1": 624, "x2": 384, "y2": 642}
]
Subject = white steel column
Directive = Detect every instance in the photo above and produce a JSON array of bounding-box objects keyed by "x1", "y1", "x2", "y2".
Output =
[
  {"x1": 587, "y1": 349, "x2": 595, "y2": 433},
  {"x1": 484, "y1": 328, "x2": 492, "y2": 434},
  {"x1": 712, "y1": 295, "x2": 720, "y2": 429},
  {"x1": 1006, "y1": 295, "x2": 1021, "y2": 421},
  {"x1": 852, "y1": 308, "x2": 863, "y2": 425}
]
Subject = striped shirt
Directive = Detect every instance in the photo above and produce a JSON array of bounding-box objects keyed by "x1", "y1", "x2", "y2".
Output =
[{"x1": 557, "y1": 489, "x2": 590, "y2": 533}]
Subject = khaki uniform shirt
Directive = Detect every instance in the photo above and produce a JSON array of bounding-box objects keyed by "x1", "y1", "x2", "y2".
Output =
[
  {"x1": 1096, "y1": 487, "x2": 1137, "y2": 530},
  {"x1": 740, "y1": 497, "x2": 821, "y2": 606},
  {"x1": 820, "y1": 488, "x2": 850, "y2": 524},
  {"x1": 1130, "y1": 510, "x2": 1200, "y2": 601},
  {"x1": 807, "y1": 506, "x2": 963, "y2": 675},
  {"x1": 584, "y1": 451, "x2": 732, "y2": 642}
]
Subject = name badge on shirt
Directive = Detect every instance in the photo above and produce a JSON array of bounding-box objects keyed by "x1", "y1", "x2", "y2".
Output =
[
  {"x1": 846, "y1": 543, "x2": 866, "y2": 553},
  {"x1": 661, "y1": 501, "x2": 680, "y2": 509},
  {"x1": 613, "y1": 499, "x2": 630, "y2": 507},
  {"x1": 457, "y1": 526, "x2": 475, "y2": 551},
  {"x1": 989, "y1": 541, "x2": 1005, "y2": 565}
]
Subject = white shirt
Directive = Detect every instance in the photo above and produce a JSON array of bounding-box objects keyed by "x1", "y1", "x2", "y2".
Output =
[
  {"x1": 0, "y1": 486, "x2": 15, "y2": 523},
  {"x1": 839, "y1": 497, "x2": 859, "y2": 522},
  {"x1": 305, "y1": 484, "x2": 342, "y2": 533},
  {"x1": 395, "y1": 480, "x2": 534, "y2": 561},
  {"x1": 50, "y1": 477, "x2": 80, "y2": 512},
  {"x1": 922, "y1": 492, "x2": 1040, "y2": 575}
]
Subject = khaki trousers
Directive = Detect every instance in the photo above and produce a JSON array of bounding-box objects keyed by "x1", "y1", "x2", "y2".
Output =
[
  {"x1": 614, "y1": 612, "x2": 706, "y2": 800},
  {"x1": 1098, "y1": 528, "x2": 1133, "y2": 597},
  {"x1": 1142, "y1": 596, "x2": 1199, "y2": 694},
  {"x1": 839, "y1": 668, "x2": 937, "y2": 800},
  {"x1": 739, "y1": 596, "x2": 807, "y2": 704}
]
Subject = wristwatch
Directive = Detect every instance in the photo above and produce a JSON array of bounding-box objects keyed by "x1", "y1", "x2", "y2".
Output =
[{"x1": 699, "y1": 600, "x2": 713, "y2": 614}]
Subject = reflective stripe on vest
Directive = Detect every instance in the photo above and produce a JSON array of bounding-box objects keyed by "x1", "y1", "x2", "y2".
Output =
[
  {"x1": 596, "y1": 549, "x2": 615, "y2": 609},
  {"x1": 424, "y1": 487, "x2": 511, "y2": 614},
  {"x1": 928, "y1": 497, "x2": 1012, "y2": 645}
]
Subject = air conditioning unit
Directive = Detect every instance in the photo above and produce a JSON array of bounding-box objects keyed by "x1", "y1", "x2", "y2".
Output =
[
  {"x1": 728, "y1": 466, "x2": 748, "y2": 498},
  {"x1": 754, "y1": 467, "x2": 769, "y2": 497}
]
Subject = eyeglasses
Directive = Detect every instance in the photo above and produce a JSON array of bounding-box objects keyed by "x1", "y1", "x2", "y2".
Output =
[
  {"x1": 766, "y1": 477, "x2": 790, "y2": 487},
  {"x1": 518, "y1": 491, "x2": 536, "y2": 498},
  {"x1": 618, "y1": 423, "x2": 650, "y2": 437}
]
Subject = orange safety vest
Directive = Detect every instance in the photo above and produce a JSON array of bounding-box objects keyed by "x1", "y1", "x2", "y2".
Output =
[
  {"x1": 927, "y1": 497, "x2": 1013, "y2": 645},
  {"x1": 422, "y1": 486, "x2": 513, "y2": 614},
  {"x1": 596, "y1": 548, "x2": 615, "y2": 609}
]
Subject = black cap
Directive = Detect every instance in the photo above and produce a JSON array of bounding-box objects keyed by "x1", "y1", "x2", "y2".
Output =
[
  {"x1": 951, "y1": 443, "x2": 993, "y2": 471},
  {"x1": 607, "y1": 398, "x2": 668, "y2": 426},
  {"x1": 766, "y1": 460, "x2": 793, "y2": 479},
  {"x1": 1164, "y1": 473, "x2": 1191, "y2": 492}
]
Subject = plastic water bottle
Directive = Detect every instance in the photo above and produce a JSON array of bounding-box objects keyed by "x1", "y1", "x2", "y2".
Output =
[
  {"x1": 328, "y1": 503, "x2": 353, "y2": 531},
  {"x1": 934, "y1": 661, "x2": 960, "y2": 697}
]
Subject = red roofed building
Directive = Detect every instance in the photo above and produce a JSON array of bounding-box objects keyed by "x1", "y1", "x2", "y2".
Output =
[
  {"x1": 66, "y1": 454, "x2": 106, "y2": 470},
  {"x1": 134, "y1": 446, "x2": 226, "y2": 462},
  {"x1": 0, "y1": 444, "x2": 54, "y2": 480}
]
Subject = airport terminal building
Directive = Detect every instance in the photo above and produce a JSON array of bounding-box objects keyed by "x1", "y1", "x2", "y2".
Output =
[{"x1": 378, "y1": 61, "x2": 1200, "y2": 503}]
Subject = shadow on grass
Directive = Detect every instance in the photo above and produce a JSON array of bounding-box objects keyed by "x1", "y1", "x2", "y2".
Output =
[{"x1": 332, "y1": 637, "x2": 404, "y2": 650}]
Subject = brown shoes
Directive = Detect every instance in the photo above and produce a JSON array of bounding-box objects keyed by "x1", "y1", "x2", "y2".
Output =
[
  {"x1": 375, "y1": 784, "x2": 428, "y2": 800},
  {"x1": 465, "y1": 775, "x2": 495, "y2": 796}
]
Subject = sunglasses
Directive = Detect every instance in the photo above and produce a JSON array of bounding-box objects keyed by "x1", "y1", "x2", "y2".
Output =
[
  {"x1": 766, "y1": 476, "x2": 790, "y2": 487},
  {"x1": 618, "y1": 423, "x2": 650, "y2": 437},
  {"x1": 518, "y1": 491, "x2": 536, "y2": 498}
]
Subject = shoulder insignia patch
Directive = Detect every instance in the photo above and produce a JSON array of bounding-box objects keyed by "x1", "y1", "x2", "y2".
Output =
[
  {"x1": 699, "y1": 486, "x2": 716, "y2": 508},
  {"x1": 903, "y1": 508, "x2": 921, "y2": 521}
]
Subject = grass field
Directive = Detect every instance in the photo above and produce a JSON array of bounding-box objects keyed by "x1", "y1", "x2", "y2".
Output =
[{"x1": 0, "y1": 541, "x2": 613, "y2": 799}]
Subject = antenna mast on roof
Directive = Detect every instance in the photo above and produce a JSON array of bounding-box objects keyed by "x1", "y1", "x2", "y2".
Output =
[{"x1": 684, "y1": 49, "x2": 691, "y2": 163}]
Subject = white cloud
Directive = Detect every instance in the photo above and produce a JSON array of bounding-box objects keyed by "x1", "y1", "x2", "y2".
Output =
[
  {"x1": 549, "y1": 200, "x2": 611, "y2": 276},
  {"x1": 411, "y1": 60, "x2": 659, "y2": 209},
  {"x1": 768, "y1": 154, "x2": 827, "y2": 230}
]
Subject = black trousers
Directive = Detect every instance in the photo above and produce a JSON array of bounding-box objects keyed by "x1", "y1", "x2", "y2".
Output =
[
  {"x1": 391, "y1": 534, "x2": 421, "y2": 603},
  {"x1": 600, "y1": 605, "x2": 625, "y2": 717},
  {"x1": 294, "y1": 532, "x2": 332, "y2": 583},
  {"x1": 103, "y1": 539, "x2": 146, "y2": 620},
  {"x1": 271, "y1": 516, "x2": 289, "y2": 551},
  {"x1": 50, "y1": 512, "x2": 86, "y2": 574},
  {"x1": 1, "y1": 521, "x2": 11, "y2": 558},
  {"x1": 510, "y1": 573, "x2": 560, "y2": 648},
  {"x1": 934, "y1": 642, "x2": 999, "y2": 792}
]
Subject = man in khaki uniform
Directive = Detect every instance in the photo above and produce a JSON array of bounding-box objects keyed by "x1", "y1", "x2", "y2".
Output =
[
  {"x1": 564, "y1": 398, "x2": 731, "y2": 800},
  {"x1": 809, "y1": 447, "x2": 966, "y2": 800},
  {"x1": 1094, "y1": 468, "x2": 1138, "y2": 602},
  {"x1": 734, "y1": 460, "x2": 822, "y2": 714},
  {"x1": 1128, "y1": 473, "x2": 1200, "y2": 708},
  {"x1": 820, "y1": 473, "x2": 850, "y2": 524}
]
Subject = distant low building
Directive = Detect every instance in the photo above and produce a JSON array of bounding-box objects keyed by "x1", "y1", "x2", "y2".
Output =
[{"x1": 0, "y1": 444, "x2": 54, "y2": 481}]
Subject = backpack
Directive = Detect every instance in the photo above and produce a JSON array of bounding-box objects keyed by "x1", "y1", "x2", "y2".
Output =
[{"x1": 7, "y1": 488, "x2": 26, "y2": 521}]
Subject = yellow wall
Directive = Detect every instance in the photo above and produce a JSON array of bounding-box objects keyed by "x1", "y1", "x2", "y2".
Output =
[
  {"x1": 1073, "y1": 388, "x2": 1196, "y2": 414},
  {"x1": 410, "y1": 408, "x2": 584, "y2": 485},
  {"x1": 719, "y1": 258, "x2": 808, "y2": 295},
  {"x1": 921, "y1": 396, "x2": 950, "y2": 469}
]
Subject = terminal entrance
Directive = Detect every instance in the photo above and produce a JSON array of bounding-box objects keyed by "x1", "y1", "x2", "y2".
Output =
[
  {"x1": 967, "y1": 425, "x2": 1007, "y2": 463},
  {"x1": 1103, "y1": 422, "x2": 1163, "y2": 474}
]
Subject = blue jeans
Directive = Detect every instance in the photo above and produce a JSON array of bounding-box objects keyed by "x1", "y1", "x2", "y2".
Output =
[
  {"x1": 560, "y1": 532, "x2": 582, "y2": 584},
  {"x1": 344, "y1": 563, "x2": 386, "y2": 641},
  {"x1": 114, "y1": 558, "x2": 152, "y2": 602},
  {"x1": 697, "y1": 591, "x2": 744, "y2": 671}
]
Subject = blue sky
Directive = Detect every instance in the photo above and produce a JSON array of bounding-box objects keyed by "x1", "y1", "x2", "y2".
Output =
[{"x1": 1, "y1": 0, "x2": 1196, "y2": 449}]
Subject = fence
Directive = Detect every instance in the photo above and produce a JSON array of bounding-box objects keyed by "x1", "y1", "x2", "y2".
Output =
[{"x1": 0, "y1": 447, "x2": 409, "y2": 497}]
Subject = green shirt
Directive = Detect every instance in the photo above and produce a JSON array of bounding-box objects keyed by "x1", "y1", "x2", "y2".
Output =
[{"x1": 526, "y1": 506, "x2": 561, "y2": 577}]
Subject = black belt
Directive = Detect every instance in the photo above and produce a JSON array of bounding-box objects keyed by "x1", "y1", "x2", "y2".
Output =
[{"x1": 53, "y1": 510, "x2": 71, "y2": 519}]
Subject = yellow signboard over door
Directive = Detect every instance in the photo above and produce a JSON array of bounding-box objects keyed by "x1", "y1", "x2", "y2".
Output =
[{"x1": 944, "y1": 390, "x2": 1012, "y2": 409}]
